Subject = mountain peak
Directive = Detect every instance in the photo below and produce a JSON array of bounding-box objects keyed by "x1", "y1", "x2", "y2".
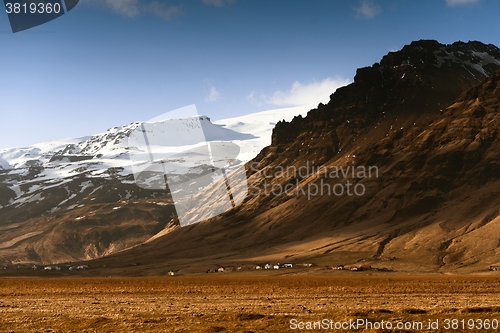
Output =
[
  {"x1": 377, "y1": 39, "x2": 500, "y2": 71},
  {"x1": 353, "y1": 39, "x2": 500, "y2": 92},
  {"x1": 271, "y1": 40, "x2": 500, "y2": 148}
]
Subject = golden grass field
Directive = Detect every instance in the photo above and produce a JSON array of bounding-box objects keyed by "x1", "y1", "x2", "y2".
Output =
[{"x1": 1, "y1": 273, "x2": 500, "y2": 332}]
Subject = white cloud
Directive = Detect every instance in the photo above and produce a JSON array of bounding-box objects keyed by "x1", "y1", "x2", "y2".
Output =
[
  {"x1": 246, "y1": 91, "x2": 263, "y2": 107},
  {"x1": 445, "y1": 0, "x2": 480, "y2": 5},
  {"x1": 205, "y1": 82, "x2": 221, "y2": 102},
  {"x1": 202, "y1": 0, "x2": 236, "y2": 7},
  {"x1": 354, "y1": 0, "x2": 381, "y2": 19},
  {"x1": 146, "y1": 2, "x2": 182, "y2": 20},
  {"x1": 83, "y1": 0, "x2": 181, "y2": 19},
  {"x1": 246, "y1": 91, "x2": 256, "y2": 103},
  {"x1": 264, "y1": 77, "x2": 351, "y2": 107},
  {"x1": 104, "y1": 0, "x2": 140, "y2": 17}
]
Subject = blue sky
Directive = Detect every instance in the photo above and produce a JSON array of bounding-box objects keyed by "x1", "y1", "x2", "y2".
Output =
[{"x1": 1, "y1": 0, "x2": 499, "y2": 148}]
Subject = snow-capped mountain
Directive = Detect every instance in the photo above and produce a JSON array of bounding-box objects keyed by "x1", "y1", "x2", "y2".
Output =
[
  {"x1": 0, "y1": 106, "x2": 307, "y2": 206},
  {"x1": 0, "y1": 106, "x2": 308, "y2": 264}
]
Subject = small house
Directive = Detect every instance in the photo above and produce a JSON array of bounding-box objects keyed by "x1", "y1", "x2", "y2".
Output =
[
  {"x1": 284, "y1": 263, "x2": 293, "y2": 268},
  {"x1": 76, "y1": 265, "x2": 89, "y2": 270},
  {"x1": 217, "y1": 267, "x2": 225, "y2": 273},
  {"x1": 273, "y1": 265, "x2": 280, "y2": 270},
  {"x1": 264, "y1": 264, "x2": 272, "y2": 270},
  {"x1": 255, "y1": 265, "x2": 262, "y2": 270}
]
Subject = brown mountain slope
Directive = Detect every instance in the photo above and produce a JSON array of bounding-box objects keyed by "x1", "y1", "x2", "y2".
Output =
[
  {"x1": 80, "y1": 40, "x2": 500, "y2": 274},
  {"x1": 0, "y1": 172, "x2": 175, "y2": 265}
]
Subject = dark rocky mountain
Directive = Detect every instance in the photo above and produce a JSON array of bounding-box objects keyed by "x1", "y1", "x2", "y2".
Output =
[{"x1": 80, "y1": 40, "x2": 500, "y2": 275}]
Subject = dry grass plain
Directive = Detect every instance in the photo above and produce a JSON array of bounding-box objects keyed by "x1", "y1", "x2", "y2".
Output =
[{"x1": 1, "y1": 273, "x2": 500, "y2": 332}]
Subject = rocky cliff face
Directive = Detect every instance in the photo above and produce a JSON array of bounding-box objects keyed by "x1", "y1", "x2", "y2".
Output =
[{"x1": 270, "y1": 40, "x2": 500, "y2": 152}]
